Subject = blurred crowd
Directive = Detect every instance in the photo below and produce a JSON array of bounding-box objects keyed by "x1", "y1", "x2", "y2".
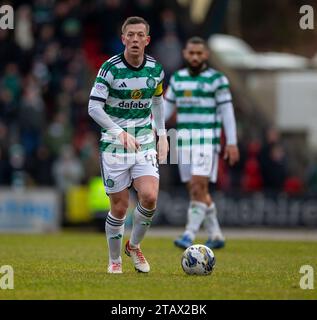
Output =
[
  {"x1": 162, "y1": 122, "x2": 317, "y2": 195},
  {"x1": 221, "y1": 127, "x2": 311, "y2": 195},
  {"x1": 0, "y1": 0, "x2": 185, "y2": 191},
  {"x1": 0, "y1": 0, "x2": 316, "y2": 195}
]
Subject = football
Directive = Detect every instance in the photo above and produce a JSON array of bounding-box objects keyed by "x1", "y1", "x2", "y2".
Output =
[{"x1": 181, "y1": 244, "x2": 216, "y2": 275}]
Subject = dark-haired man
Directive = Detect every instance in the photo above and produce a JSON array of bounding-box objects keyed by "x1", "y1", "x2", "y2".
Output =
[{"x1": 165, "y1": 37, "x2": 239, "y2": 250}]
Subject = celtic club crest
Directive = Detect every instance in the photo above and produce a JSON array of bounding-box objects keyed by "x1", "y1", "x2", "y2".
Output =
[{"x1": 146, "y1": 77, "x2": 156, "y2": 89}]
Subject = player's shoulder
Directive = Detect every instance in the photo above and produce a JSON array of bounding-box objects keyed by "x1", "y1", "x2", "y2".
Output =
[
  {"x1": 145, "y1": 54, "x2": 163, "y2": 69},
  {"x1": 100, "y1": 54, "x2": 123, "y2": 72},
  {"x1": 203, "y1": 67, "x2": 228, "y2": 81},
  {"x1": 172, "y1": 68, "x2": 188, "y2": 79}
]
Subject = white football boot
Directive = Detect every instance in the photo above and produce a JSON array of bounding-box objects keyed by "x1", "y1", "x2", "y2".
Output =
[
  {"x1": 125, "y1": 240, "x2": 150, "y2": 273},
  {"x1": 107, "y1": 262, "x2": 122, "y2": 274}
]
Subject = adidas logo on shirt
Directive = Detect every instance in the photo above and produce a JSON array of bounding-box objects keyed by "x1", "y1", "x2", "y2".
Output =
[{"x1": 119, "y1": 82, "x2": 127, "y2": 88}]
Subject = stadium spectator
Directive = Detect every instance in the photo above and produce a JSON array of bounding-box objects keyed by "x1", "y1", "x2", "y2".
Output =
[
  {"x1": 44, "y1": 112, "x2": 72, "y2": 157},
  {"x1": 52, "y1": 144, "x2": 84, "y2": 191},
  {"x1": 27, "y1": 144, "x2": 54, "y2": 186},
  {"x1": 2, "y1": 63, "x2": 22, "y2": 103},
  {"x1": 261, "y1": 143, "x2": 288, "y2": 190},
  {"x1": 15, "y1": 5, "x2": 34, "y2": 51},
  {"x1": 54, "y1": 0, "x2": 82, "y2": 49},
  {"x1": 259, "y1": 127, "x2": 288, "y2": 190},
  {"x1": 283, "y1": 176, "x2": 304, "y2": 195},
  {"x1": 152, "y1": 32, "x2": 183, "y2": 81},
  {"x1": 35, "y1": 23, "x2": 56, "y2": 55},
  {"x1": 306, "y1": 156, "x2": 317, "y2": 194},
  {"x1": 18, "y1": 74, "x2": 45, "y2": 156},
  {"x1": 95, "y1": 0, "x2": 125, "y2": 56},
  {"x1": 241, "y1": 140, "x2": 263, "y2": 192},
  {"x1": 130, "y1": 0, "x2": 162, "y2": 42},
  {"x1": 0, "y1": 146, "x2": 12, "y2": 185},
  {"x1": 158, "y1": 8, "x2": 184, "y2": 41},
  {"x1": 0, "y1": 30, "x2": 22, "y2": 72},
  {"x1": 9, "y1": 144, "x2": 27, "y2": 188}
]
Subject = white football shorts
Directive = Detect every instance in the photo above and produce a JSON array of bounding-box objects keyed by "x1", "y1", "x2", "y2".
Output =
[
  {"x1": 177, "y1": 146, "x2": 219, "y2": 183},
  {"x1": 100, "y1": 150, "x2": 159, "y2": 194}
]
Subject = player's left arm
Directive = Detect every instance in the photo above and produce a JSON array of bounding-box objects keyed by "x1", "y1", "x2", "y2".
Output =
[
  {"x1": 215, "y1": 75, "x2": 240, "y2": 166},
  {"x1": 152, "y1": 77, "x2": 169, "y2": 163}
]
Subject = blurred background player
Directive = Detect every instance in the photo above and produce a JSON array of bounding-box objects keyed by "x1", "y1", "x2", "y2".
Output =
[
  {"x1": 88, "y1": 16, "x2": 168, "y2": 273},
  {"x1": 165, "y1": 37, "x2": 239, "y2": 249}
]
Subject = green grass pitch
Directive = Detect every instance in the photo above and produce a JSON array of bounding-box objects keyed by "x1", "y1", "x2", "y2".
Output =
[{"x1": 0, "y1": 232, "x2": 316, "y2": 300}]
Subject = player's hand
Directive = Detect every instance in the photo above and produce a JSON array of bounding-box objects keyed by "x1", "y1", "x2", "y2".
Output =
[
  {"x1": 119, "y1": 131, "x2": 140, "y2": 152},
  {"x1": 157, "y1": 134, "x2": 169, "y2": 163},
  {"x1": 224, "y1": 145, "x2": 240, "y2": 166}
]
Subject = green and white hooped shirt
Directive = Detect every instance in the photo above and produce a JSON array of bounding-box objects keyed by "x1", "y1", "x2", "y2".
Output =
[
  {"x1": 90, "y1": 53, "x2": 164, "y2": 154},
  {"x1": 165, "y1": 67, "x2": 233, "y2": 153}
]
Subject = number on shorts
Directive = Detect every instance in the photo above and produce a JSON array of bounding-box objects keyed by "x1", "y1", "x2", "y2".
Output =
[{"x1": 146, "y1": 154, "x2": 158, "y2": 168}]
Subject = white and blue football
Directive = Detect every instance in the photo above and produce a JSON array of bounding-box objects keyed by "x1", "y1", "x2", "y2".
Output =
[{"x1": 181, "y1": 244, "x2": 216, "y2": 275}]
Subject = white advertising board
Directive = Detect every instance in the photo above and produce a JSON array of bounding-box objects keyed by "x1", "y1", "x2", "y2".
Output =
[{"x1": 0, "y1": 188, "x2": 61, "y2": 233}]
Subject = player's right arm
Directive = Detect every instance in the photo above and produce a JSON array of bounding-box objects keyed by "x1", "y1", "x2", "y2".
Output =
[
  {"x1": 88, "y1": 64, "x2": 139, "y2": 151},
  {"x1": 164, "y1": 75, "x2": 177, "y2": 121}
]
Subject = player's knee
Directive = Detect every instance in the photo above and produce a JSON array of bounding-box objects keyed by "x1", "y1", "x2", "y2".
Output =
[
  {"x1": 111, "y1": 200, "x2": 129, "y2": 218},
  {"x1": 138, "y1": 191, "x2": 157, "y2": 209},
  {"x1": 190, "y1": 181, "x2": 205, "y2": 200}
]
